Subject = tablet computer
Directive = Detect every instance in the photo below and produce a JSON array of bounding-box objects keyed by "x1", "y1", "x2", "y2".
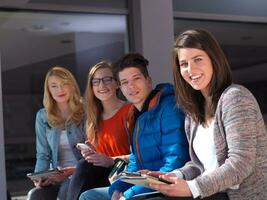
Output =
[
  {"x1": 118, "y1": 171, "x2": 171, "y2": 188},
  {"x1": 27, "y1": 168, "x2": 63, "y2": 180}
]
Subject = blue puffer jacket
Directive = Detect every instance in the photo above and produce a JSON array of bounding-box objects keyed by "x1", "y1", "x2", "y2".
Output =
[{"x1": 109, "y1": 83, "x2": 190, "y2": 198}]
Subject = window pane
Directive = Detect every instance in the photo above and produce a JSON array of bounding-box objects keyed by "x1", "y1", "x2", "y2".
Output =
[
  {"x1": 0, "y1": 10, "x2": 128, "y2": 196},
  {"x1": 174, "y1": 18, "x2": 267, "y2": 122}
]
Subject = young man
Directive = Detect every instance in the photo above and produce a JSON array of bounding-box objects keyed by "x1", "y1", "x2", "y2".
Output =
[{"x1": 79, "y1": 53, "x2": 189, "y2": 200}]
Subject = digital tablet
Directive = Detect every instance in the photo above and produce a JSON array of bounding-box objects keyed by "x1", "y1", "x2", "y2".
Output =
[
  {"x1": 27, "y1": 168, "x2": 63, "y2": 180},
  {"x1": 118, "y1": 171, "x2": 171, "y2": 188}
]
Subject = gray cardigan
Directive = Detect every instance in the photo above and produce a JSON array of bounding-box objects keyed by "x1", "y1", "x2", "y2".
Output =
[{"x1": 179, "y1": 84, "x2": 267, "y2": 200}]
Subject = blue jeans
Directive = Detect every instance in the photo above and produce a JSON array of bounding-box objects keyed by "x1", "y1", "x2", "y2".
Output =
[
  {"x1": 79, "y1": 187, "x2": 110, "y2": 200},
  {"x1": 67, "y1": 159, "x2": 111, "y2": 200}
]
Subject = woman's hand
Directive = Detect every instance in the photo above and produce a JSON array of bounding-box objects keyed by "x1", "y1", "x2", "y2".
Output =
[
  {"x1": 137, "y1": 169, "x2": 150, "y2": 174},
  {"x1": 77, "y1": 143, "x2": 96, "y2": 158},
  {"x1": 48, "y1": 173, "x2": 66, "y2": 183},
  {"x1": 111, "y1": 191, "x2": 125, "y2": 200},
  {"x1": 145, "y1": 170, "x2": 167, "y2": 177},
  {"x1": 85, "y1": 152, "x2": 114, "y2": 168},
  {"x1": 139, "y1": 170, "x2": 177, "y2": 178},
  {"x1": 32, "y1": 178, "x2": 52, "y2": 187},
  {"x1": 149, "y1": 175, "x2": 192, "y2": 197},
  {"x1": 48, "y1": 166, "x2": 75, "y2": 183},
  {"x1": 61, "y1": 166, "x2": 76, "y2": 175}
]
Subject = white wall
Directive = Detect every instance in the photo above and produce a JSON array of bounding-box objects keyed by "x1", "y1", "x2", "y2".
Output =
[{"x1": 129, "y1": 0, "x2": 174, "y2": 85}]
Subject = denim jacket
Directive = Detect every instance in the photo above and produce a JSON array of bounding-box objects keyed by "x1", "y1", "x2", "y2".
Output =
[{"x1": 34, "y1": 108, "x2": 86, "y2": 172}]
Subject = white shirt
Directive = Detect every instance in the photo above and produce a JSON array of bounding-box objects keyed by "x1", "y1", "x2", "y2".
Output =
[
  {"x1": 187, "y1": 120, "x2": 218, "y2": 198},
  {"x1": 58, "y1": 130, "x2": 77, "y2": 168},
  {"x1": 193, "y1": 120, "x2": 218, "y2": 174}
]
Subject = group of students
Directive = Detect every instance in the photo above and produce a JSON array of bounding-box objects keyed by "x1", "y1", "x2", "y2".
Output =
[{"x1": 27, "y1": 29, "x2": 267, "y2": 200}]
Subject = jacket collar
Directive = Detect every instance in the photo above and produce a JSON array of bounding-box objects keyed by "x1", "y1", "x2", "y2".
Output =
[{"x1": 125, "y1": 89, "x2": 162, "y2": 145}]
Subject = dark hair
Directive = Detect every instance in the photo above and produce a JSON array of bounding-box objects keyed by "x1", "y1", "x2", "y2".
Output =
[
  {"x1": 173, "y1": 29, "x2": 232, "y2": 124},
  {"x1": 113, "y1": 53, "x2": 149, "y2": 80}
]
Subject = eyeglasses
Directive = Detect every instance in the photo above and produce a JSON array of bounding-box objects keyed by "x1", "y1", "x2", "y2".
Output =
[{"x1": 91, "y1": 76, "x2": 114, "y2": 86}]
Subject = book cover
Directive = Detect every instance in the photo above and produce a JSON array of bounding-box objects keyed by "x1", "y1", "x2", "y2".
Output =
[{"x1": 116, "y1": 171, "x2": 170, "y2": 188}]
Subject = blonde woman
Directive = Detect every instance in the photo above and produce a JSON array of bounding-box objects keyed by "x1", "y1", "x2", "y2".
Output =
[
  {"x1": 27, "y1": 67, "x2": 86, "y2": 200},
  {"x1": 67, "y1": 61, "x2": 130, "y2": 200}
]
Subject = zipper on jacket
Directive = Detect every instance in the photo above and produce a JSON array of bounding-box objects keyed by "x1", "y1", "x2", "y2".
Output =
[{"x1": 135, "y1": 122, "x2": 144, "y2": 169}]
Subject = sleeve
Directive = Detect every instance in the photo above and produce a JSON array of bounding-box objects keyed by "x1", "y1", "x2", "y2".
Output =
[
  {"x1": 108, "y1": 179, "x2": 155, "y2": 199},
  {"x1": 126, "y1": 147, "x2": 139, "y2": 172},
  {"x1": 109, "y1": 136, "x2": 156, "y2": 198},
  {"x1": 123, "y1": 186, "x2": 155, "y2": 198},
  {"x1": 187, "y1": 179, "x2": 201, "y2": 198},
  {"x1": 34, "y1": 110, "x2": 51, "y2": 172},
  {"x1": 110, "y1": 96, "x2": 191, "y2": 199},
  {"x1": 108, "y1": 146, "x2": 140, "y2": 197},
  {"x1": 177, "y1": 161, "x2": 202, "y2": 180},
  {"x1": 69, "y1": 121, "x2": 87, "y2": 161},
  {"x1": 159, "y1": 96, "x2": 190, "y2": 172},
  {"x1": 195, "y1": 87, "x2": 261, "y2": 197},
  {"x1": 171, "y1": 169, "x2": 184, "y2": 178},
  {"x1": 80, "y1": 119, "x2": 87, "y2": 141}
]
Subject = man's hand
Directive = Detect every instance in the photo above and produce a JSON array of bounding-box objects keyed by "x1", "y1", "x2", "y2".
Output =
[{"x1": 111, "y1": 191, "x2": 125, "y2": 200}]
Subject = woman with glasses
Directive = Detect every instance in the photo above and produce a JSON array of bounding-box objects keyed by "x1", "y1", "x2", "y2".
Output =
[
  {"x1": 67, "y1": 61, "x2": 130, "y2": 200},
  {"x1": 27, "y1": 67, "x2": 86, "y2": 200}
]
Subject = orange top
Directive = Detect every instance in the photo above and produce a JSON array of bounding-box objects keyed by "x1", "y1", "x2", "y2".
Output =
[{"x1": 95, "y1": 104, "x2": 131, "y2": 157}]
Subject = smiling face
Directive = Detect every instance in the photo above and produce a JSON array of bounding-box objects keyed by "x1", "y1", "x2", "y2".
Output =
[
  {"x1": 119, "y1": 67, "x2": 152, "y2": 111},
  {"x1": 178, "y1": 48, "x2": 213, "y2": 97},
  {"x1": 91, "y1": 67, "x2": 118, "y2": 102},
  {"x1": 48, "y1": 75, "x2": 72, "y2": 105}
]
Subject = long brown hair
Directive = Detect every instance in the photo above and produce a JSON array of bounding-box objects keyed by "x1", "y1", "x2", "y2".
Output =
[
  {"x1": 43, "y1": 66, "x2": 84, "y2": 128},
  {"x1": 84, "y1": 61, "x2": 117, "y2": 145},
  {"x1": 173, "y1": 29, "x2": 232, "y2": 124}
]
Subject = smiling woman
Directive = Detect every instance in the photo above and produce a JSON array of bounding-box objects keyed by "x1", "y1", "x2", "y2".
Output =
[
  {"x1": 146, "y1": 29, "x2": 267, "y2": 200},
  {"x1": 178, "y1": 48, "x2": 213, "y2": 98},
  {"x1": 66, "y1": 61, "x2": 130, "y2": 200},
  {"x1": 47, "y1": 77, "x2": 72, "y2": 105},
  {"x1": 27, "y1": 66, "x2": 86, "y2": 200}
]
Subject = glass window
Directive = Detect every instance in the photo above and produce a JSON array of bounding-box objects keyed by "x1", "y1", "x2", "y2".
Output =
[
  {"x1": 174, "y1": 18, "x2": 267, "y2": 122},
  {"x1": 0, "y1": 10, "x2": 128, "y2": 196}
]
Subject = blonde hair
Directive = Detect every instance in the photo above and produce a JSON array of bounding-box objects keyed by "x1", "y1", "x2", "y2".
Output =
[
  {"x1": 43, "y1": 66, "x2": 84, "y2": 128},
  {"x1": 85, "y1": 61, "x2": 116, "y2": 145}
]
